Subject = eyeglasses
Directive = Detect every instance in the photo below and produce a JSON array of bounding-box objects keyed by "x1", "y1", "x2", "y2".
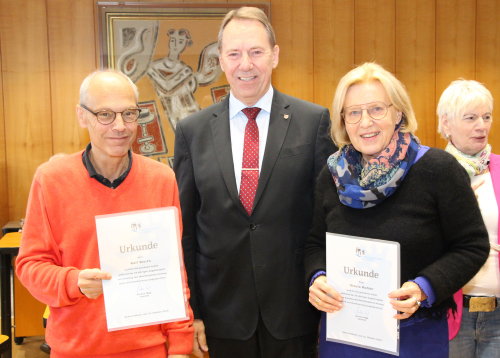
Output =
[
  {"x1": 342, "y1": 102, "x2": 393, "y2": 124},
  {"x1": 462, "y1": 113, "x2": 493, "y2": 123},
  {"x1": 80, "y1": 104, "x2": 142, "y2": 125}
]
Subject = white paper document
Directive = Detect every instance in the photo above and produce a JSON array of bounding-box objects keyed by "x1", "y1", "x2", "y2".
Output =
[
  {"x1": 96, "y1": 207, "x2": 188, "y2": 331},
  {"x1": 326, "y1": 233, "x2": 400, "y2": 355}
]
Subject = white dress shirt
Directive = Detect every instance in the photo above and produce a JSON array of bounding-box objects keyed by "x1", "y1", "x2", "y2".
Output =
[{"x1": 229, "y1": 86, "x2": 274, "y2": 192}]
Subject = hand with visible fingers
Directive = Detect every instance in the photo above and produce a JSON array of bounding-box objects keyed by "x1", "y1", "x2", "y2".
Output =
[
  {"x1": 78, "y1": 268, "x2": 112, "y2": 299},
  {"x1": 309, "y1": 275, "x2": 343, "y2": 313},
  {"x1": 191, "y1": 319, "x2": 209, "y2": 358},
  {"x1": 388, "y1": 281, "x2": 426, "y2": 320}
]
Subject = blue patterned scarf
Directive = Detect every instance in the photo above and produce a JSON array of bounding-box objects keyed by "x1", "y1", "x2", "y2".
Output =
[{"x1": 328, "y1": 128, "x2": 420, "y2": 209}]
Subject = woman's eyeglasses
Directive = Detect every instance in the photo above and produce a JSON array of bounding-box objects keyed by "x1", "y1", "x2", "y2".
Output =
[{"x1": 342, "y1": 102, "x2": 393, "y2": 124}]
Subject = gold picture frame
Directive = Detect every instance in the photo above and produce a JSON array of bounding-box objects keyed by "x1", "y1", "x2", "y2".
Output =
[{"x1": 97, "y1": 2, "x2": 270, "y2": 165}]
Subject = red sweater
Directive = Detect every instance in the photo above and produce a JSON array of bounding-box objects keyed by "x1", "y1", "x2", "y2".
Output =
[{"x1": 16, "y1": 151, "x2": 193, "y2": 357}]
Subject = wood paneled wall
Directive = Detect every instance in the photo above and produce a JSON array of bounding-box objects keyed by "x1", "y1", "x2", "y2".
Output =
[{"x1": 1, "y1": 0, "x2": 499, "y2": 226}]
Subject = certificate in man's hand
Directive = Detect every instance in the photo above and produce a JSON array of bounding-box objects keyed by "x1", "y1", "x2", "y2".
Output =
[
  {"x1": 326, "y1": 233, "x2": 400, "y2": 355},
  {"x1": 96, "y1": 207, "x2": 188, "y2": 331}
]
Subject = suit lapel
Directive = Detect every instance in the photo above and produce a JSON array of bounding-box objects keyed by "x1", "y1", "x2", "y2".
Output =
[
  {"x1": 253, "y1": 91, "x2": 291, "y2": 210},
  {"x1": 210, "y1": 99, "x2": 241, "y2": 206}
]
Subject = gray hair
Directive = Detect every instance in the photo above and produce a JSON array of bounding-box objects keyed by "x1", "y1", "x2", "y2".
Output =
[
  {"x1": 436, "y1": 79, "x2": 493, "y2": 139},
  {"x1": 217, "y1": 6, "x2": 276, "y2": 50},
  {"x1": 79, "y1": 69, "x2": 139, "y2": 105}
]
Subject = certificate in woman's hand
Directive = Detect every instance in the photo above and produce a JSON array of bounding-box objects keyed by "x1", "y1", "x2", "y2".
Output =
[{"x1": 326, "y1": 233, "x2": 400, "y2": 355}]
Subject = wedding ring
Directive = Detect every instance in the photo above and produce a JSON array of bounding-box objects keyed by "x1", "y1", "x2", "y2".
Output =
[
  {"x1": 316, "y1": 297, "x2": 321, "y2": 304},
  {"x1": 415, "y1": 297, "x2": 421, "y2": 307}
]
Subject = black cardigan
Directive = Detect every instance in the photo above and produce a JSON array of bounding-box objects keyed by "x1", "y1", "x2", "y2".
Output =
[{"x1": 305, "y1": 148, "x2": 490, "y2": 317}]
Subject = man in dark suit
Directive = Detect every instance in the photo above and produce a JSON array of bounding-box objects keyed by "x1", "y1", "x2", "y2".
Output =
[{"x1": 174, "y1": 6, "x2": 335, "y2": 358}]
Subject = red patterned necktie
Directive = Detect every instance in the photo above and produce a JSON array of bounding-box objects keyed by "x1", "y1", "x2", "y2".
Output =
[{"x1": 240, "y1": 107, "x2": 261, "y2": 215}]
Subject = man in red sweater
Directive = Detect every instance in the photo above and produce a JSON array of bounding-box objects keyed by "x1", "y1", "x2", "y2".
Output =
[{"x1": 16, "y1": 70, "x2": 194, "y2": 358}]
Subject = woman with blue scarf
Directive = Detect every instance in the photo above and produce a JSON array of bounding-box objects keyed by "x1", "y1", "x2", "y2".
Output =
[{"x1": 304, "y1": 63, "x2": 489, "y2": 358}]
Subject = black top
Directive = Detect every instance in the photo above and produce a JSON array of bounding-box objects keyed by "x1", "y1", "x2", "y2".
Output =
[
  {"x1": 81, "y1": 143, "x2": 132, "y2": 189},
  {"x1": 305, "y1": 148, "x2": 489, "y2": 317}
]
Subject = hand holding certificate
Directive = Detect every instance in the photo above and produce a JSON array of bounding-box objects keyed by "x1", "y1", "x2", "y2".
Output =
[
  {"x1": 326, "y1": 233, "x2": 400, "y2": 356},
  {"x1": 96, "y1": 207, "x2": 188, "y2": 331}
]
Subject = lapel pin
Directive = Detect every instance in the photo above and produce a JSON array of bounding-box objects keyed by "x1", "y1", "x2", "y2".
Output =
[{"x1": 283, "y1": 114, "x2": 289, "y2": 120}]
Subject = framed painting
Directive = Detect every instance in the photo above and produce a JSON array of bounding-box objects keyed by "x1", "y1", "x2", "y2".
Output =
[{"x1": 97, "y1": 2, "x2": 270, "y2": 165}]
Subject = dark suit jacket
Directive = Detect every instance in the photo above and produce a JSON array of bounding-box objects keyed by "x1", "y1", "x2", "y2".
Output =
[{"x1": 173, "y1": 89, "x2": 335, "y2": 340}]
